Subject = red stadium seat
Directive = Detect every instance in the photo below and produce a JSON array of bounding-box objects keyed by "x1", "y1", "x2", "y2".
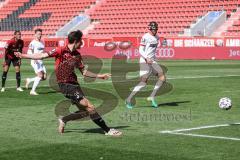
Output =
[
  {"x1": 0, "y1": 0, "x2": 96, "y2": 39},
  {"x1": 87, "y1": 0, "x2": 240, "y2": 37},
  {"x1": 0, "y1": 0, "x2": 240, "y2": 39}
]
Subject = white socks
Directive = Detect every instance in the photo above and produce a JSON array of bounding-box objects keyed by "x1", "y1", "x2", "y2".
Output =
[
  {"x1": 127, "y1": 81, "x2": 146, "y2": 103},
  {"x1": 127, "y1": 79, "x2": 164, "y2": 103},
  {"x1": 150, "y1": 79, "x2": 164, "y2": 98},
  {"x1": 31, "y1": 76, "x2": 41, "y2": 92}
]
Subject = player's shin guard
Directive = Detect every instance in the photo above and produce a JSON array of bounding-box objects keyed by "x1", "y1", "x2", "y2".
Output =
[
  {"x1": 90, "y1": 112, "x2": 110, "y2": 132},
  {"x1": 2, "y1": 71, "x2": 7, "y2": 87},
  {"x1": 150, "y1": 79, "x2": 164, "y2": 98}
]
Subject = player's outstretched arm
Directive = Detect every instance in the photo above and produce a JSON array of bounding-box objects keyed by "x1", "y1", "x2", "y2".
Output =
[
  {"x1": 15, "y1": 52, "x2": 49, "y2": 60},
  {"x1": 82, "y1": 69, "x2": 111, "y2": 80}
]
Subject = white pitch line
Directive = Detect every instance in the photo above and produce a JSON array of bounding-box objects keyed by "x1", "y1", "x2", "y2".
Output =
[
  {"x1": 159, "y1": 122, "x2": 240, "y2": 141},
  {"x1": 167, "y1": 132, "x2": 240, "y2": 141},
  {"x1": 3, "y1": 74, "x2": 240, "y2": 89},
  {"x1": 160, "y1": 124, "x2": 233, "y2": 133},
  {"x1": 2, "y1": 74, "x2": 240, "y2": 87},
  {"x1": 168, "y1": 75, "x2": 240, "y2": 79},
  {"x1": 3, "y1": 74, "x2": 240, "y2": 82},
  {"x1": 3, "y1": 85, "x2": 49, "y2": 90}
]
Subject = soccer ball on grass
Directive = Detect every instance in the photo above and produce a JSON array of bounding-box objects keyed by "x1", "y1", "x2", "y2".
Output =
[{"x1": 218, "y1": 97, "x2": 232, "y2": 110}]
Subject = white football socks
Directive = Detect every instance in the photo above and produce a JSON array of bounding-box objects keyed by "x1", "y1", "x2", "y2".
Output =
[
  {"x1": 149, "y1": 79, "x2": 164, "y2": 98},
  {"x1": 31, "y1": 76, "x2": 41, "y2": 92},
  {"x1": 127, "y1": 81, "x2": 146, "y2": 103}
]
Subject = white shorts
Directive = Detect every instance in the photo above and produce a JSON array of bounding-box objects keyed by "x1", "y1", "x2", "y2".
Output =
[
  {"x1": 31, "y1": 61, "x2": 46, "y2": 74},
  {"x1": 139, "y1": 57, "x2": 163, "y2": 78}
]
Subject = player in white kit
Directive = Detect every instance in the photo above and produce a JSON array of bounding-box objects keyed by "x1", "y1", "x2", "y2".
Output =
[
  {"x1": 126, "y1": 22, "x2": 166, "y2": 108},
  {"x1": 25, "y1": 29, "x2": 47, "y2": 95}
]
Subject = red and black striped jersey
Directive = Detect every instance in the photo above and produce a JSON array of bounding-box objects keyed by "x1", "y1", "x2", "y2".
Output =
[
  {"x1": 5, "y1": 38, "x2": 24, "y2": 59},
  {"x1": 48, "y1": 46, "x2": 85, "y2": 84}
]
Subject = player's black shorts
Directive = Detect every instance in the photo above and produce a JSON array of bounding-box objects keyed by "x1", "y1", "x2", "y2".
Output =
[
  {"x1": 4, "y1": 57, "x2": 21, "y2": 67},
  {"x1": 58, "y1": 83, "x2": 85, "y2": 104}
]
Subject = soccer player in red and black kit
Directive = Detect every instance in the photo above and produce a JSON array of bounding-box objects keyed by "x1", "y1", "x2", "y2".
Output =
[
  {"x1": 1, "y1": 30, "x2": 24, "y2": 92},
  {"x1": 15, "y1": 30, "x2": 122, "y2": 136}
]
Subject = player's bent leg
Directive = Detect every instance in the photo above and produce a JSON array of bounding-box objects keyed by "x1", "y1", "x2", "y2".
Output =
[
  {"x1": 30, "y1": 72, "x2": 43, "y2": 95},
  {"x1": 81, "y1": 98, "x2": 122, "y2": 136},
  {"x1": 148, "y1": 74, "x2": 166, "y2": 108},
  {"x1": 80, "y1": 98, "x2": 110, "y2": 132},
  {"x1": 58, "y1": 109, "x2": 88, "y2": 134},
  {"x1": 58, "y1": 107, "x2": 88, "y2": 134},
  {"x1": 126, "y1": 60, "x2": 151, "y2": 108},
  {"x1": 126, "y1": 76, "x2": 149, "y2": 109},
  {"x1": 26, "y1": 72, "x2": 45, "y2": 90},
  {"x1": 58, "y1": 84, "x2": 122, "y2": 136},
  {"x1": 57, "y1": 83, "x2": 86, "y2": 127},
  {"x1": 58, "y1": 95, "x2": 88, "y2": 134}
]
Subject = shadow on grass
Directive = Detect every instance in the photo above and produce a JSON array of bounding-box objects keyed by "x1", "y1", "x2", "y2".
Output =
[
  {"x1": 140, "y1": 100, "x2": 191, "y2": 108},
  {"x1": 64, "y1": 126, "x2": 130, "y2": 134},
  {"x1": 158, "y1": 101, "x2": 191, "y2": 107},
  {"x1": 38, "y1": 90, "x2": 59, "y2": 94}
]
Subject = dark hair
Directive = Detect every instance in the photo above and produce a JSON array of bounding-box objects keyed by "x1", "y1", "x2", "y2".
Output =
[
  {"x1": 14, "y1": 30, "x2": 21, "y2": 35},
  {"x1": 35, "y1": 28, "x2": 42, "y2": 33},
  {"x1": 148, "y1": 21, "x2": 158, "y2": 30},
  {"x1": 68, "y1": 30, "x2": 83, "y2": 44}
]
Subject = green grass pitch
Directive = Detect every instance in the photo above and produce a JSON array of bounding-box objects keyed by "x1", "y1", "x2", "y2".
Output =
[{"x1": 0, "y1": 58, "x2": 240, "y2": 160}]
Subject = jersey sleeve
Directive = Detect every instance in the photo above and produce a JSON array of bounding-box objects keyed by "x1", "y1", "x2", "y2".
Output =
[
  {"x1": 4, "y1": 40, "x2": 13, "y2": 55},
  {"x1": 5, "y1": 40, "x2": 12, "y2": 49},
  {"x1": 76, "y1": 54, "x2": 85, "y2": 71},
  {"x1": 79, "y1": 59, "x2": 85, "y2": 70}
]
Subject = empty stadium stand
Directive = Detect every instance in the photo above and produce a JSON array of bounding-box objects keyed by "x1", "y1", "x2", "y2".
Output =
[
  {"x1": 0, "y1": 0, "x2": 239, "y2": 39},
  {"x1": 222, "y1": 7, "x2": 240, "y2": 36},
  {"x1": 0, "y1": 0, "x2": 95, "y2": 39},
  {"x1": 87, "y1": 0, "x2": 240, "y2": 37}
]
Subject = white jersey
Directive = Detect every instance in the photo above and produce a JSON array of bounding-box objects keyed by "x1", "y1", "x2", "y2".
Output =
[
  {"x1": 28, "y1": 39, "x2": 45, "y2": 65},
  {"x1": 139, "y1": 32, "x2": 159, "y2": 60}
]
